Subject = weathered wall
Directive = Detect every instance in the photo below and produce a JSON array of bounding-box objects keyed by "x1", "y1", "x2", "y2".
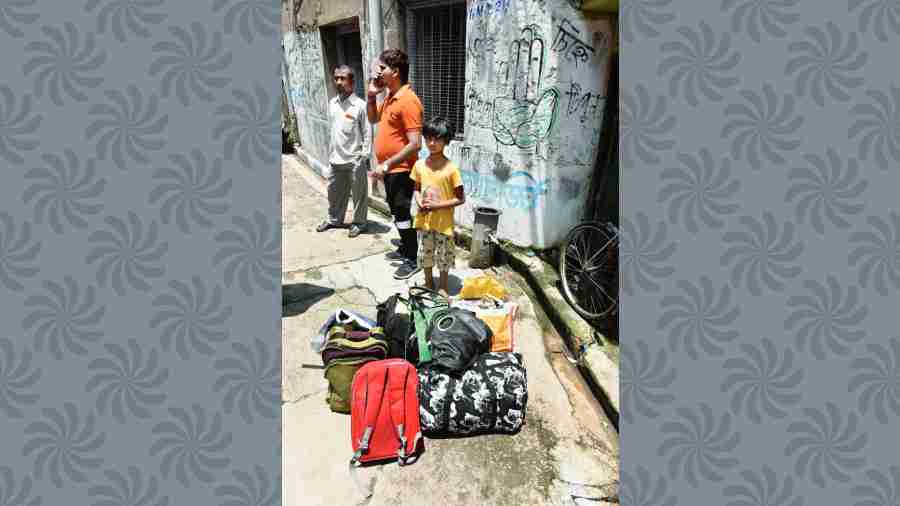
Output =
[
  {"x1": 284, "y1": 28, "x2": 332, "y2": 176},
  {"x1": 297, "y1": 0, "x2": 360, "y2": 27},
  {"x1": 380, "y1": 0, "x2": 405, "y2": 51},
  {"x1": 282, "y1": 0, "x2": 413, "y2": 188},
  {"x1": 286, "y1": 0, "x2": 369, "y2": 176},
  {"x1": 450, "y1": 1, "x2": 613, "y2": 248},
  {"x1": 285, "y1": 0, "x2": 610, "y2": 248}
]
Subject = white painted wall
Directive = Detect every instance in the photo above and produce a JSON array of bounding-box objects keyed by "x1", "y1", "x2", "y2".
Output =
[
  {"x1": 283, "y1": 1, "x2": 613, "y2": 249},
  {"x1": 284, "y1": 30, "x2": 331, "y2": 177},
  {"x1": 449, "y1": 2, "x2": 613, "y2": 249}
]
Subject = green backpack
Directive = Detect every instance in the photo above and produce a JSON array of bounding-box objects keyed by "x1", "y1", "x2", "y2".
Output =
[
  {"x1": 322, "y1": 326, "x2": 389, "y2": 414},
  {"x1": 406, "y1": 287, "x2": 450, "y2": 365}
]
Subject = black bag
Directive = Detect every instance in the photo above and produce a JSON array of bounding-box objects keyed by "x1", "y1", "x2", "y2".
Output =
[
  {"x1": 427, "y1": 308, "x2": 492, "y2": 374},
  {"x1": 418, "y1": 352, "x2": 528, "y2": 436},
  {"x1": 376, "y1": 294, "x2": 418, "y2": 363}
]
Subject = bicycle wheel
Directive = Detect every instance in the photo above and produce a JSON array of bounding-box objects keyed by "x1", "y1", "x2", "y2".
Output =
[{"x1": 559, "y1": 222, "x2": 618, "y2": 320}]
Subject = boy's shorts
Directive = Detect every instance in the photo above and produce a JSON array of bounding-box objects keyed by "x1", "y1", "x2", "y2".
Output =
[{"x1": 417, "y1": 230, "x2": 455, "y2": 271}]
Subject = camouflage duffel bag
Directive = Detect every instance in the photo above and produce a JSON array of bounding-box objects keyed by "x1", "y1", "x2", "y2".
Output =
[{"x1": 417, "y1": 352, "x2": 527, "y2": 436}]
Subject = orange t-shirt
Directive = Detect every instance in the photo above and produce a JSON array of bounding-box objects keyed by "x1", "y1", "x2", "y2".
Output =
[{"x1": 374, "y1": 84, "x2": 423, "y2": 174}]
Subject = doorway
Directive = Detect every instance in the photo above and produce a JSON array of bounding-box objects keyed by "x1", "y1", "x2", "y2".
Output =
[{"x1": 321, "y1": 19, "x2": 365, "y2": 100}]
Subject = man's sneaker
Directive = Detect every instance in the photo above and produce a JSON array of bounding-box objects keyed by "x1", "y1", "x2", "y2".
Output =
[
  {"x1": 348, "y1": 224, "x2": 365, "y2": 238},
  {"x1": 393, "y1": 259, "x2": 422, "y2": 280},
  {"x1": 384, "y1": 250, "x2": 404, "y2": 261},
  {"x1": 316, "y1": 221, "x2": 338, "y2": 232}
]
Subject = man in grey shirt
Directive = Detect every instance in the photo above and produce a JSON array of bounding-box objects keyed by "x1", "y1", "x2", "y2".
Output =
[{"x1": 317, "y1": 65, "x2": 370, "y2": 237}]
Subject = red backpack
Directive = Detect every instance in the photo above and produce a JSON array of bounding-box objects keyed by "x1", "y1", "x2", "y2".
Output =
[{"x1": 349, "y1": 359, "x2": 423, "y2": 496}]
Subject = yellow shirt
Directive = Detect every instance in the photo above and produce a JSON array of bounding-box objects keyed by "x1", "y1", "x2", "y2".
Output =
[{"x1": 410, "y1": 158, "x2": 463, "y2": 237}]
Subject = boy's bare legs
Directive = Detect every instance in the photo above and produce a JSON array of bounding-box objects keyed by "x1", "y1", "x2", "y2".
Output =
[
  {"x1": 424, "y1": 267, "x2": 435, "y2": 290},
  {"x1": 438, "y1": 270, "x2": 449, "y2": 296}
]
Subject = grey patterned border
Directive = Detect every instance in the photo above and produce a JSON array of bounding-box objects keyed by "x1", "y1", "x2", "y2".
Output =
[
  {"x1": 622, "y1": 1, "x2": 898, "y2": 503},
  {"x1": 0, "y1": 1, "x2": 279, "y2": 504}
]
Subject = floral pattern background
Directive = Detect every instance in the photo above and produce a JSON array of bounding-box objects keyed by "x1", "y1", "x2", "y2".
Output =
[
  {"x1": 2, "y1": 0, "x2": 894, "y2": 503},
  {"x1": 623, "y1": 0, "x2": 899, "y2": 503},
  {"x1": 1, "y1": 1, "x2": 279, "y2": 504}
]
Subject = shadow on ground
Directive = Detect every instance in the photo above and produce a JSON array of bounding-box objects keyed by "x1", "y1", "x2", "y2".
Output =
[
  {"x1": 361, "y1": 220, "x2": 391, "y2": 234},
  {"x1": 282, "y1": 283, "x2": 335, "y2": 317}
]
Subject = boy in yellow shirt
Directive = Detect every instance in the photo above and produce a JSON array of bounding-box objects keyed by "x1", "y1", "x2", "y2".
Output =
[{"x1": 410, "y1": 117, "x2": 465, "y2": 296}]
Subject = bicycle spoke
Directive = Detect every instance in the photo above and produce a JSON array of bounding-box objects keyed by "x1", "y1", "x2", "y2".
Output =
[
  {"x1": 575, "y1": 229, "x2": 590, "y2": 265},
  {"x1": 586, "y1": 236, "x2": 617, "y2": 267},
  {"x1": 565, "y1": 246, "x2": 584, "y2": 269},
  {"x1": 585, "y1": 274, "x2": 615, "y2": 307},
  {"x1": 560, "y1": 222, "x2": 621, "y2": 320}
]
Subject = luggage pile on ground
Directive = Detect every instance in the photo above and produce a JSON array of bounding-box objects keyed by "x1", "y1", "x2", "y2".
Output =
[{"x1": 315, "y1": 278, "x2": 526, "y2": 497}]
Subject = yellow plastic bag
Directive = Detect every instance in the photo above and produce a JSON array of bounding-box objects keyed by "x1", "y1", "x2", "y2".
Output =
[
  {"x1": 459, "y1": 274, "x2": 507, "y2": 300},
  {"x1": 479, "y1": 305, "x2": 518, "y2": 353},
  {"x1": 451, "y1": 299, "x2": 518, "y2": 352}
]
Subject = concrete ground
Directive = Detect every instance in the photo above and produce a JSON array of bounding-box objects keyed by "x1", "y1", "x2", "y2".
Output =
[{"x1": 282, "y1": 155, "x2": 619, "y2": 506}]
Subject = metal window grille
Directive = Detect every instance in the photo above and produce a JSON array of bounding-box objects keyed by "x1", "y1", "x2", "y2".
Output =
[{"x1": 407, "y1": 2, "x2": 467, "y2": 137}]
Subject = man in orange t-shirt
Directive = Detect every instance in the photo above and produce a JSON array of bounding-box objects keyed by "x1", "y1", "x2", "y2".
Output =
[{"x1": 366, "y1": 48, "x2": 423, "y2": 280}]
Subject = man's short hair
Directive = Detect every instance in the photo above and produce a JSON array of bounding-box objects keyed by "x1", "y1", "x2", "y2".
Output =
[
  {"x1": 422, "y1": 117, "x2": 453, "y2": 142},
  {"x1": 379, "y1": 49, "x2": 409, "y2": 84},
  {"x1": 333, "y1": 65, "x2": 354, "y2": 82}
]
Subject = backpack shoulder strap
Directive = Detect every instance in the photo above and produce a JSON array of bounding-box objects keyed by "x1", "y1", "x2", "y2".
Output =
[
  {"x1": 351, "y1": 365, "x2": 389, "y2": 465},
  {"x1": 387, "y1": 363, "x2": 422, "y2": 465},
  {"x1": 349, "y1": 364, "x2": 389, "y2": 498}
]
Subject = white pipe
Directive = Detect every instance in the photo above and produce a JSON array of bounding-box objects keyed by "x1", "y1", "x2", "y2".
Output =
[
  {"x1": 367, "y1": 0, "x2": 383, "y2": 56},
  {"x1": 366, "y1": 0, "x2": 384, "y2": 187}
]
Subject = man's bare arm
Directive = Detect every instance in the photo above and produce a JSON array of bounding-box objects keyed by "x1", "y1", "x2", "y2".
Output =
[
  {"x1": 383, "y1": 130, "x2": 422, "y2": 169},
  {"x1": 366, "y1": 97, "x2": 380, "y2": 124}
]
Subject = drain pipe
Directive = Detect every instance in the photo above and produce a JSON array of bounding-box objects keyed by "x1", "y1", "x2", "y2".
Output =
[
  {"x1": 368, "y1": 0, "x2": 383, "y2": 57},
  {"x1": 366, "y1": 0, "x2": 383, "y2": 184}
]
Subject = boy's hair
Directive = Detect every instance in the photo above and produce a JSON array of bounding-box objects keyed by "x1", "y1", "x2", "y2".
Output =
[
  {"x1": 378, "y1": 49, "x2": 409, "y2": 84},
  {"x1": 422, "y1": 117, "x2": 454, "y2": 142}
]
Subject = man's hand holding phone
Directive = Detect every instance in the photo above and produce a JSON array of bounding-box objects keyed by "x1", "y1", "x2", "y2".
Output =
[{"x1": 367, "y1": 78, "x2": 384, "y2": 99}]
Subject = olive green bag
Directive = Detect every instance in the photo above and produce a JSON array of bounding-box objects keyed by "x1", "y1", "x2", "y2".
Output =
[
  {"x1": 321, "y1": 326, "x2": 389, "y2": 413},
  {"x1": 324, "y1": 358, "x2": 376, "y2": 413}
]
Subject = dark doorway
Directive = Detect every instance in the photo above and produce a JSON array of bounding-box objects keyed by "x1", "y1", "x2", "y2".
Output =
[
  {"x1": 337, "y1": 24, "x2": 365, "y2": 99},
  {"x1": 321, "y1": 19, "x2": 366, "y2": 101}
]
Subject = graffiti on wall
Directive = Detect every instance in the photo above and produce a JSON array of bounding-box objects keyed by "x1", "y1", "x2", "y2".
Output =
[
  {"x1": 299, "y1": 71, "x2": 327, "y2": 118},
  {"x1": 465, "y1": 87, "x2": 495, "y2": 129},
  {"x1": 383, "y1": 0, "x2": 399, "y2": 27},
  {"x1": 284, "y1": 30, "x2": 328, "y2": 118},
  {"x1": 461, "y1": 169, "x2": 550, "y2": 210},
  {"x1": 551, "y1": 18, "x2": 595, "y2": 68},
  {"x1": 506, "y1": 24, "x2": 545, "y2": 100},
  {"x1": 491, "y1": 24, "x2": 560, "y2": 150},
  {"x1": 457, "y1": 144, "x2": 518, "y2": 181},
  {"x1": 468, "y1": 0, "x2": 513, "y2": 19},
  {"x1": 283, "y1": 30, "x2": 331, "y2": 172},
  {"x1": 467, "y1": 35, "x2": 497, "y2": 63},
  {"x1": 459, "y1": 3, "x2": 611, "y2": 247},
  {"x1": 297, "y1": 31, "x2": 328, "y2": 118},
  {"x1": 564, "y1": 81, "x2": 605, "y2": 123}
]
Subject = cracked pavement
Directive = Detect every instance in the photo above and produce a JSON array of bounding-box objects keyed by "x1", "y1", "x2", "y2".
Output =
[{"x1": 282, "y1": 155, "x2": 619, "y2": 505}]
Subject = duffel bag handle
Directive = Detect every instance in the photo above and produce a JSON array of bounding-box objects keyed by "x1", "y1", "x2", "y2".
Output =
[{"x1": 408, "y1": 286, "x2": 449, "y2": 308}]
